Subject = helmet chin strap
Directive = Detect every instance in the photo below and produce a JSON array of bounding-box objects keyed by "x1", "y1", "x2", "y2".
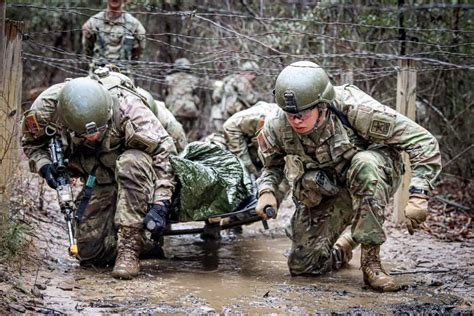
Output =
[{"x1": 313, "y1": 104, "x2": 329, "y2": 131}]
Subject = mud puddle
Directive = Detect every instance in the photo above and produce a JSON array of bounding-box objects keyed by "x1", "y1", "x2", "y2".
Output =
[{"x1": 34, "y1": 223, "x2": 470, "y2": 314}]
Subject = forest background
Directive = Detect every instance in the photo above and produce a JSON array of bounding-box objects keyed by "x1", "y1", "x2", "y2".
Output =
[
  {"x1": 6, "y1": 0, "x2": 473, "y2": 179},
  {"x1": 2, "y1": 1, "x2": 472, "y2": 223}
]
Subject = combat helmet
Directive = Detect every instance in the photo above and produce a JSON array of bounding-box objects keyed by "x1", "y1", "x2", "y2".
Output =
[
  {"x1": 174, "y1": 58, "x2": 191, "y2": 72},
  {"x1": 58, "y1": 77, "x2": 112, "y2": 134},
  {"x1": 274, "y1": 61, "x2": 335, "y2": 113},
  {"x1": 136, "y1": 87, "x2": 158, "y2": 116},
  {"x1": 240, "y1": 61, "x2": 259, "y2": 73}
]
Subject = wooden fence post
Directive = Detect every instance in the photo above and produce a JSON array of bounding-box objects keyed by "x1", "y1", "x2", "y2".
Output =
[
  {"x1": 341, "y1": 68, "x2": 354, "y2": 85},
  {"x1": 0, "y1": 19, "x2": 24, "y2": 217},
  {"x1": 393, "y1": 59, "x2": 416, "y2": 225},
  {"x1": 0, "y1": 0, "x2": 5, "y2": 93}
]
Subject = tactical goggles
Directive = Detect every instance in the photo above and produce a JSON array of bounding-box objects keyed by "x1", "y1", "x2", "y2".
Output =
[{"x1": 284, "y1": 101, "x2": 329, "y2": 120}]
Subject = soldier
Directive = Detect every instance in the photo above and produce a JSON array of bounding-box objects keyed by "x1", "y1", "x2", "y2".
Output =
[
  {"x1": 164, "y1": 58, "x2": 201, "y2": 135},
  {"x1": 22, "y1": 77, "x2": 176, "y2": 280},
  {"x1": 255, "y1": 61, "x2": 441, "y2": 292},
  {"x1": 82, "y1": 0, "x2": 146, "y2": 74},
  {"x1": 136, "y1": 87, "x2": 188, "y2": 153},
  {"x1": 223, "y1": 101, "x2": 279, "y2": 177},
  {"x1": 211, "y1": 61, "x2": 261, "y2": 134}
]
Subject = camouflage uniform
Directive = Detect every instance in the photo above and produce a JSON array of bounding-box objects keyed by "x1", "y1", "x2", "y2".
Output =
[
  {"x1": 21, "y1": 80, "x2": 176, "y2": 265},
  {"x1": 211, "y1": 73, "x2": 259, "y2": 133},
  {"x1": 155, "y1": 100, "x2": 188, "y2": 153},
  {"x1": 257, "y1": 84, "x2": 441, "y2": 275},
  {"x1": 164, "y1": 71, "x2": 200, "y2": 131},
  {"x1": 93, "y1": 68, "x2": 188, "y2": 153},
  {"x1": 82, "y1": 10, "x2": 146, "y2": 71},
  {"x1": 223, "y1": 101, "x2": 279, "y2": 177}
]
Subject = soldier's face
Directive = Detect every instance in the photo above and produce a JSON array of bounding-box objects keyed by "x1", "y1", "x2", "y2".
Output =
[
  {"x1": 107, "y1": 0, "x2": 123, "y2": 11},
  {"x1": 285, "y1": 107, "x2": 320, "y2": 134}
]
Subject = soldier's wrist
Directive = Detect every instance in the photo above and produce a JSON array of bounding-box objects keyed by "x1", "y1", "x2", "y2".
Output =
[
  {"x1": 258, "y1": 189, "x2": 274, "y2": 197},
  {"x1": 408, "y1": 186, "x2": 430, "y2": 198}
]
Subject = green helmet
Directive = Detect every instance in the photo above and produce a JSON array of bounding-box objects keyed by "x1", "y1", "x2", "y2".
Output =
[
  {"x1": 240, "y1": 61, "x2": 259, "y2": 72},
  {"x1": 58, "y1": 78, "x2": 112, "y2": 134},
  {"x1": 136, "y1": 87, "x2": 158, "y2": 116},
  {"x1": 274, "y1": 61, "x2": 335, "y2": 113},
  {"x1": 174, "y1": 58, "x2": 191, "y2": 72}
]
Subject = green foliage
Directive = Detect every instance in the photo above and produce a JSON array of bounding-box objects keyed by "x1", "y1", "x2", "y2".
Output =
[{"x1": 0, "y1": 217, "x2": 29, "y2": 264}]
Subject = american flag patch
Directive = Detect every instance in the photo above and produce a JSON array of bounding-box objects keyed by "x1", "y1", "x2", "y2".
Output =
[
  {"x1": 25, "y1": 112, "x2": 40, "y2": 134},
  {"x1": 257, "y1": 130, "x2": 271, "y2": 153}
]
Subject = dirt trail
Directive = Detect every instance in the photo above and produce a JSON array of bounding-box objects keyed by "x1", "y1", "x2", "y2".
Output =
[{"x1": 1, "y1": 191, "x2": 473, "y2": 314}]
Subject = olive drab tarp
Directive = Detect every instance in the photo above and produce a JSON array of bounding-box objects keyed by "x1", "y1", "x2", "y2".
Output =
[{"x1": 170, "y1": 142, "x2": 254, "y2": 222}]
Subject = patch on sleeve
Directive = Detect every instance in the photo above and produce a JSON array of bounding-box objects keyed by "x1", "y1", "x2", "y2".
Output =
[
  {"x1": 25, "y1": 112, "x2": 40, "y2": 135},
  {"x1": 257, "y1": 130, "x2": 275, "y2": 153},
  {"x1": 368, "y1": 111, "x2": 396, "y2": 139},
  {"x1": 256, "y1": 116, "x2": 265, "y2": 133},
  {"x1": 370, "y1": 120, "x2": 391, "y2": 136}
]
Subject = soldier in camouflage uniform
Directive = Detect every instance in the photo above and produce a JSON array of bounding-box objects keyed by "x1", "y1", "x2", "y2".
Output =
[
  {"x1": 255, "y1": 61, "x2": 441, "y2": 292},
  {"x1": 91, "y1": 67, "x2": 188, "y2": 152},
  {"x1": 136, "y1": 87, "x2": 188, "y2": 153},
  {"x1": 211, "y1": 61, "x2": 261, "y2": 134},
  {"x1": 164, "y1": 58, "x2": 201, "y2": 135},
  {"x1": 22, "y1": 77, "x2": 176, "y2": 280},
  {"x1": 223, "y1": 101, "x2": 279, "y2": 177},
  {"x1": 82, "y1": 0, "x2": 146, "y2": 74}
]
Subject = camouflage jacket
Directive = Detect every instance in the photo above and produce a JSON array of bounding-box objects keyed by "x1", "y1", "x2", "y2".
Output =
[
  {"x1": 257, "y1": 84, "x2": 441, "y2": 195},
  {"x1": 155, "y1": 100, "x2": 188, "y2": 152},
  {"x1": 223, "y1": 101, "x2": 279, "y2": 172},
  {"x1": 21, "y1": 81, "x2": 176, "y2": 204},
  {"x1": 212, "y1": 74, "x2": 259, "y2": 119},
  {"x1": 164, "y1": 72, "x2": 200, "y2": 118},
  {"x1": 82, "y1": 10, "x2": 146, "y2": 62}
]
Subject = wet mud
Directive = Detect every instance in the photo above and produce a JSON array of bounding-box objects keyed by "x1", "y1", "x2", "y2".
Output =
[{"x1": 1, "y1": 191, "x2": 473, "y2": 314}]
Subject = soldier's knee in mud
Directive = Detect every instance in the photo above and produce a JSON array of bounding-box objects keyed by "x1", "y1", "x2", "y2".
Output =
[{"x1": 288, "y1": 244, "x2": 333, "y2": 276}]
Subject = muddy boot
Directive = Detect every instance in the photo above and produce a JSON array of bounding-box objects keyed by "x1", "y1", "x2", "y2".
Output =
[
  {"x1": 112, "y1": 227, "x2": 142, "y2": 280},
  {"x1": 361, "y1": 244, "x2": 399, "y2": 292},
  {"x1": 331, "y1": 231, "x2": 358, "y2": 270}
]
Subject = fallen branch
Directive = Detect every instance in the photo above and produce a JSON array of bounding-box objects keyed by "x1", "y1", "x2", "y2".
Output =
[
  {"x1": 390, "y1": 269, "x2": 452, "y2": 275},
  {"x1": 432, "y1": 196, "x2": 471, "y2": 211}
]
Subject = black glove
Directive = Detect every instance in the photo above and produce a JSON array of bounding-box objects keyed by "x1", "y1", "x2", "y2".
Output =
[
  {"x1": 39, "y1": 164, "x2": 59, "y2": 189},
  {"x1": 143, "y1": 202, "x2": 170, "y2": 235}
]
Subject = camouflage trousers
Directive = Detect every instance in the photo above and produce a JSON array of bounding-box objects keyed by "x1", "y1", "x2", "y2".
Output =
[
  {"x1": 74, "y1": 150, "x2": 157, "y2": 265},
  {"x1": 286, "y1": 147, "x2": 402, "y2": 276}
]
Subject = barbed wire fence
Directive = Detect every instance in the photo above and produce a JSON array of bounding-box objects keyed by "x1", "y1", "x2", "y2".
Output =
[{"x1": 5, "y1": 1, "x2": 474, "y2": 179}]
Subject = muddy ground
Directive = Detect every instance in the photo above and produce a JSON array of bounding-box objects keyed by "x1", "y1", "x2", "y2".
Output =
[{"x1": 1, "y1": 181, "x2": 473, "y2": 314}]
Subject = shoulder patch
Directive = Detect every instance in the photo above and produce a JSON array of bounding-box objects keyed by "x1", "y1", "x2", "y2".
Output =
[
  {"x1": 25, "y1": 111, "x2": 41, "y2": 135},
  {"x1": 257, "y1": 130, "x2": 277, "y2": 154},
  {"x1": 256, "y1": 116, "x2": 265, "y2": 133}
]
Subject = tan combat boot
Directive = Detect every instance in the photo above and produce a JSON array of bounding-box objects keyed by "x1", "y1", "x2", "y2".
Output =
[
  {"x1": 332, "y1": 231, "x2": 358, "y2": 270},
  {"x1": 112, "y1": 227, "x2": 142, "y2": 280},
  {"x1": 360, "y1": 244, "x2": 399, "y2": 292}
]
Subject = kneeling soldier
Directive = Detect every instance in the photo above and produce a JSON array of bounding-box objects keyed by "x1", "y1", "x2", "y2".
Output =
[
  {"x1": 22, "y1": 77, "x2": 176, "y2": 280},
  {"x1": 255, "y1": 61, "x2": 441, "y2": 292}
]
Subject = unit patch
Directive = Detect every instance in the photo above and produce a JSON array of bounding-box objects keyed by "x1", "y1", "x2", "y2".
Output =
[
  {"x1": 25, "y1": 112, "x2": 40, "y2": 135},
  {"x1": 371, "y1": 120, "x2": 390, "y2": 136}
]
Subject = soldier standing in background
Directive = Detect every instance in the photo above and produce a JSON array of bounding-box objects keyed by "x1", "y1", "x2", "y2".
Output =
[
  {"x1": 211, "y1": 61, "x2": 261, "y2": 134},
  {"x1": 82, "y1": 0, "x2": 146, "y2": 75},
  {"x1": 21, "y1": 77, "x2": 176, "y2": 280},
  {"x1": 164, "y1": 58, "x2": 201, "y2": 137},
  {"x1": 256, "y1": 61, "x2": 441, "y2": 292}
]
